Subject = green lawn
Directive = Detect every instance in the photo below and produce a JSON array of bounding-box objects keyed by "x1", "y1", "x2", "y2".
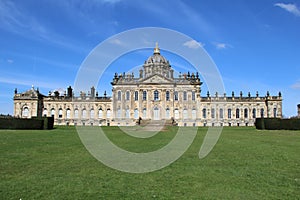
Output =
[{"x1": 1, "y1": 126, "x2": 299, "y2": 199}]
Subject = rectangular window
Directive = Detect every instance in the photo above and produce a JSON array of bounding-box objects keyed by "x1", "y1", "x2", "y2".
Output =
[
  {"x1": 174, "y1": 91, "x2": 178, "y2": 101},
  {"x1": 183, "y1": 91, "x2": 187, "y2": 101},
  {"x1": 143, "y1": 91, "x2": 147, "y2": 101},
  {"x1": 192, "y1": 91, "x2": 195, "y2": 101},
  {"x1": 211, "y1": 108, "x2": 215, "y2": 118},
  {"x1": 220, "y1": 109, "x2": 223, "y2": 119},
  {"x1": 134, "y1": 91, "x2": 138, "y2": 101},
  {"x1": 202, "y1": 108, "x2": 206, "y2": 119},
  {"x1": 228, "y1": 109, "x2": 232, "y2": 119},
  {"x1": 166, "y1": 91, "x2": 170, "y2": 101},
  {"x1": 126, "y1": 91, "x2": 130, "y2": 101}
]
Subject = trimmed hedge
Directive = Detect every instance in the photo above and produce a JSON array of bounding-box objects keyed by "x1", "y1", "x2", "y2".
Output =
[
  {"x1": 0, "y1": 117, "x2": 54, "y2": 130},
  {"x1": 255, "y1": 118, "x2": 300, "y2": 130}
]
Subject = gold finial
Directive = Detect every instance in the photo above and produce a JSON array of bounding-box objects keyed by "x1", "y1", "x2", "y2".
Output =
[{"x1": 154, "y1": 42, "x2": 160, "y2": 54}]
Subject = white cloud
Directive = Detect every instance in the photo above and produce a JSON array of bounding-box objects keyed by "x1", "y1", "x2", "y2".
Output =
[
  {"x1": 183, "y1": 40, "x2": 204, "y2": 49},
  {"x1": 274, "y1": 3, "x2": 300, "y2": 16}
]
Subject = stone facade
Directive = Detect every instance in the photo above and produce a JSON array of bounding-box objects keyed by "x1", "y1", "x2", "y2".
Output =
[{"x1": 14, "y1": 45, "x2": 283, "y2": 126}]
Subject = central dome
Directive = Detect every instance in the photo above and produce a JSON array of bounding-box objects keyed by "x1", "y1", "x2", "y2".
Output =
[{"x1": 145, "y1": 43, "x2": 168, "y2": 64}]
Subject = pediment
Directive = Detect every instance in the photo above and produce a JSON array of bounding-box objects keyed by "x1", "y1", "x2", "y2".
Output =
[{"x1": 140, "y1": 74, "x2": 173, "y2": 84}]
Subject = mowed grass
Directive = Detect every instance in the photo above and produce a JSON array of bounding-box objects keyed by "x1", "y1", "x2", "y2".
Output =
[{"x1": 1, "y1": 126, "x2": 299, "y2": 199}]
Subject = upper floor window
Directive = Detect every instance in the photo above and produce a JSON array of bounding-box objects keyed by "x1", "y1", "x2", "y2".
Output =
[
  {"x1": 126, "y1": 91, "x2": 130, "y2": 101},
  {"x1": 143, "y1": 91, "x2": 147, "y2": 101},
  {"x1": 260, "y1": 108, "x2": 264, "y2": 117},
  {"x1": 252, "y1": 108, "x2": 256, "y2": 118},
  {"x1": 134, "y1": 91, "x2": 138, "y2": 101},
  {"x1": 192, "y1": 91, "x2": 195, "y2": 101},
  {"x1": 183, "y1": 91, "x2": 187, "y2": 101},
  {"x1": 174, "y1": 91, "x2": 178, "y2": 101},
  {"x1": 236, "y1": 108, "x2": 240, "y2": 118},
  {"x1": 202, "y1": 108, "x2": 207, "y2": 119},
  {"x1": 154, "y1": 90, "x2": 159, "y2": 101},
  {"x1": 244, "y1": 108, "x2": 248, "y2": 118},
  {"x1": 228, "y1": 109, "x2": 232, "y2": 119},
  {"x1": 220, "y1": 108, "x2": 223, "y2": 119},
  {"x1": 211, "y1": 108, "x2": 215, "y2": 118},
  {"x1": 117, "y1": 91, "x2": 121, "y2": 101},
  {"x1": 166, "y1": 91, "x2": 170, "y2": 101}
]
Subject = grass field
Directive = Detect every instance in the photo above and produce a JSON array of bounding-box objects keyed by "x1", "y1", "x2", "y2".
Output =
[{"x1": 1, "y1": 126, "x2": 299, "y2": 199}]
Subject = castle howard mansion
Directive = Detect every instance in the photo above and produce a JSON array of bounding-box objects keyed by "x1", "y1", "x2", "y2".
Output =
[{"x1": 14, "y1": 44, "x2": 282, "y2": 126}]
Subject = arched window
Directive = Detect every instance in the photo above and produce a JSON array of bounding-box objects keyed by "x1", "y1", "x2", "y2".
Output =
[
  {"x1": 220, "y1": 108, "x2": 223, "y2": 119},
  {"x1": 260, "y1": 108, "x2": 264, "y2": 117},
  {"x1": 183, "y1": 91, "x2": 187, "y2": 101},
  {"x1": 174, "y1": 109, "x2": 179, "y2": 119},
  {"x1": 43, "y1": 109, "x2": 47, "y2": 117},
  {"x1": 74, "y1": 109, "x2": 79, "y2": 119},
  {"x1": 183, "y1": 109, "x2": 188, "y2": 119},
  {"x1": 211, "y1": 108, "x2": 215, "y2": 118},
  {"x1": 244, "y1": 108, "x2": 248, "y2": 118},
  {"x1": 134, "y1": 91, "x2": 138, "y2": 101},
  {"x1": 252, "y1": 108, "x2": 256, "y2": 118},
  {"x1": 90, "y1": 109, "x2": 95, "y2": 119},
  {"x1": 51, "y1": 108, "x2": 55, "y2": 117},
  {"x1": 166, "y1": 91, "x2": 170, "y2": 101},
  {"x1": 98, "y1": 109, "x2": 103, "y2": 118},
  {"x1": 117, "y1": 91, "x2": 121, "y2": 101},
  {"x1": 107, "y1": 109, "x2": 111, "y2": 118},
  {"x1": 134, "y1": 109, "x2": 138, "y2": 119},
  {"x1": 154, "y1": 90, "x2": 159, "y2": 100},
  {"x1": 228, "y1": 109, "x2": 232, "y2": 119},
  {"x1": 58, "y1": 109, "x2": 63, "y2": 118},
  {"x1": 143, "y1": 91, "x2": 147, "y2": 100},
  {"x1": 273, "y1": 108, "x2": 277, "y2": 118},
  {"x1": 82, "y1": 109, "x2": 87, "y2": 119},
  {"x1": 126, "y1": 91, "x2": 130, "y2": 101},
  {"x1": 174, "y1": 91, "x2": 178, "y2": 101},
  {"x1": 143, "y1": 108, "x2": 147, "y2": 118},
  {"x1": 236, "y1": 108, "x2": 240, "y2": 119},
  {"x1": 192, "y1": 109, "x2": 197, "y2": 120},
  {"x1": 166, "y1": 108, "x2": 170, "y2": 119},
  {"x1": 66, "y1": 109, "x2": 71, "y2": 119},
  {"x1": 23, "y1": 107, "x2": 29, "y2": 117},
  {"x1": 192, "y1": 91, "x2": 195, "y2": 101},
  {"x1": 202, "y1": 108, "x2": 207, "y2": 119}
]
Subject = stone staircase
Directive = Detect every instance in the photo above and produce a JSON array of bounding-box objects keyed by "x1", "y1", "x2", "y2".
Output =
[{"x1": 137, "y1": 119, "x2": 176, "y2": 131}]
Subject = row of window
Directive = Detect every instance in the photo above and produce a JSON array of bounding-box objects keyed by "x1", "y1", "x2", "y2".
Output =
[
  {"x1": 44, "y1": 108, "x2": 111, "y2": 119},
  {"x1": 202, "y1": 108, "x2": 277, "y2": 119},
  {"x1": 116, "y1": 108, "x2": 196, "y2": 120},
  {"x1": 117, "y1": 90, "x2": 196, "y2": 101}
]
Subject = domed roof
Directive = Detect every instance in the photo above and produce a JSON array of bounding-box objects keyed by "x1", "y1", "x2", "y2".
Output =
[{"x1": 145, "y1": 43, "x2": 168, "y2": 64}]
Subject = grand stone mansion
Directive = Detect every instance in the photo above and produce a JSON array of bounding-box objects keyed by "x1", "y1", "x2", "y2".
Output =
[{"x1": 14, "y1": 44, "x2": 282, "y2": 126}]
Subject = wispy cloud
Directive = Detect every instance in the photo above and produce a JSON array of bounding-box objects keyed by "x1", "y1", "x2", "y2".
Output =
[
  {"x1": 274, "y1": 3, "x2": 300, "y2": 16},
  {"x1": 0, "y1": 1, "x2": 89, "y2": 54},
  {"x1": 109, "y1": 39, "x2": 123, "y2": 46},
  {"x1": 183, "y1": 40, "x2": 204, "y2": 49},
  {"x1": 213, "y1": 42, "x2": 232, "y2": 50},
  {"x1": 7, "y1": 59, "x2": 13, "y2": 64},
  {"x1": 291, "y1": 80, "x2": 300, "y2": 89}
]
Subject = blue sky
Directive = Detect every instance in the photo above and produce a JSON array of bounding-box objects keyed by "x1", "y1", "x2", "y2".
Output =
[{"x1": 0, "y1": 0, "x2": 299, "y2": 117}]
